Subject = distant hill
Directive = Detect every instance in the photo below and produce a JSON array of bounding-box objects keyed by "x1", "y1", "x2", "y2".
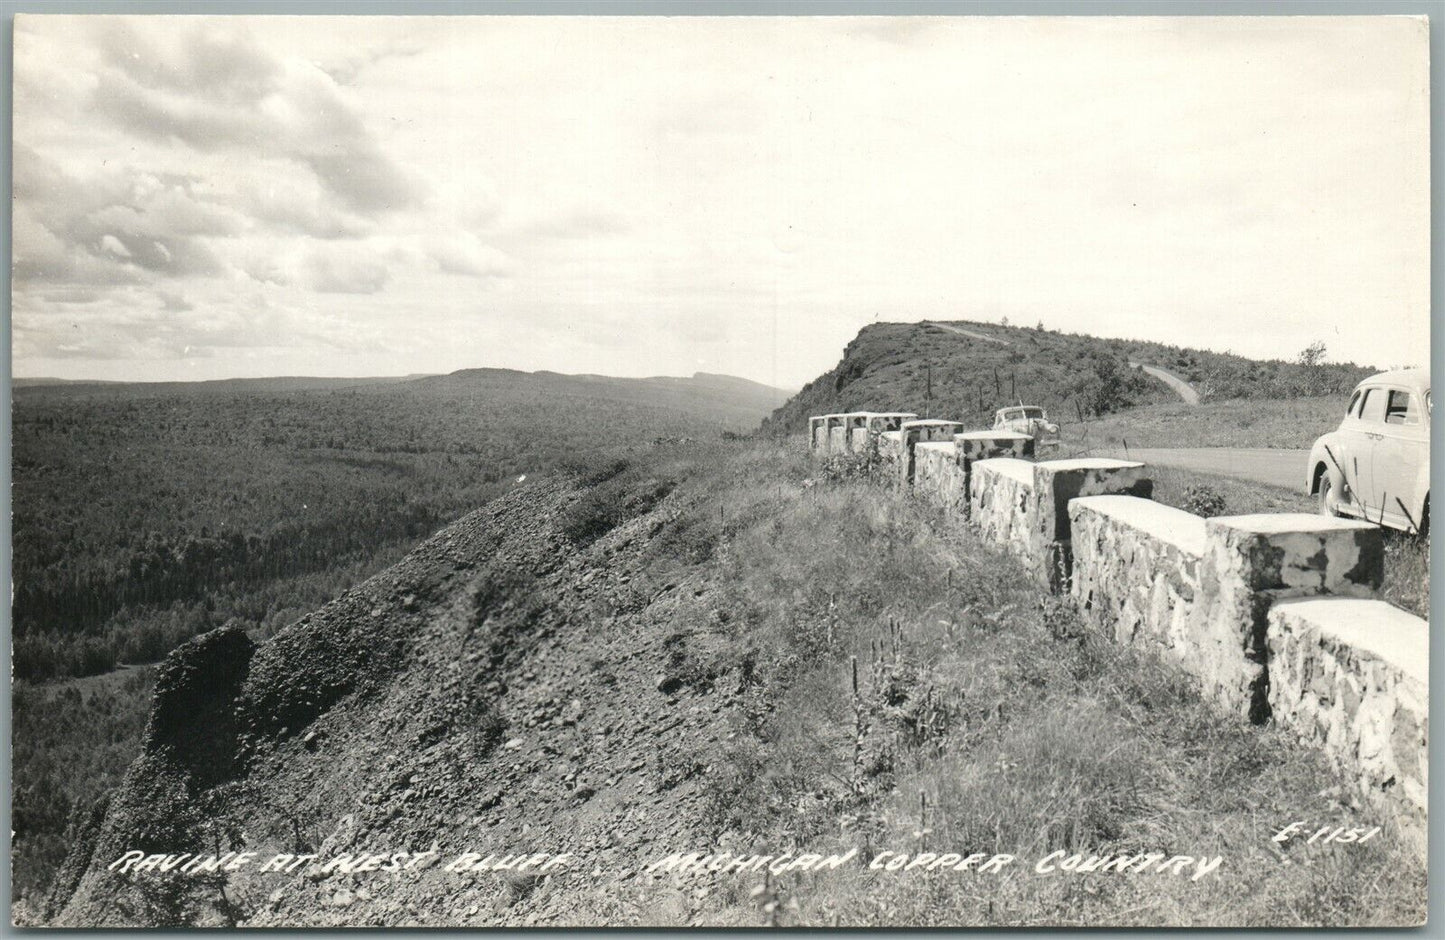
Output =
[
  {"x1": 762, "y1": 320, "x2": 1375, "y2": 435},
  {"x1": 14, "y1": 370, "x2": 790, "y2": 429},
  {"x1": 417, "y1": 369, "x2": 791, "y2": 431},
  {"x1": 12, "y1": 374, "x2": 436, "y2": 397}
]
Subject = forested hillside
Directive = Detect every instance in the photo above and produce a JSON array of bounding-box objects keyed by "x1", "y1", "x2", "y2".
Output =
[
  {"x1": 12, "y1": 369, "x2": 785, "y2": 681},
  {"x1": 11, "y1": 368, "x2": 785, "y2": 908},
  {"x1": 762, "y1": 320, "x2": 1375, "y2": 435}
]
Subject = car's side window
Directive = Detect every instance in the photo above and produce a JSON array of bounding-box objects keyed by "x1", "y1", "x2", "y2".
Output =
[
  {"x1": 1346, "y1": 390, "x2": 1362, "y2": 417},
  {"x1": 1358, "y1": 388, "x2": 1386, "y2": 423},
  {"x1": 1385, "y1": 389, "x2": 1417, "y2": 426}
]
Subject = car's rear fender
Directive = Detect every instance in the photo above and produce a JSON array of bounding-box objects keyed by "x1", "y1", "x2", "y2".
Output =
[{"x1": 1307, "y1": 432, "x2": 1350, "y2": 493}]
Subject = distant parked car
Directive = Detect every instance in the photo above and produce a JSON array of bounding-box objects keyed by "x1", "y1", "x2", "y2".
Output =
[
  {"x1": 994, "y1": 405, "x2": 1060, "y2": 450},
  {"x1": 1307, "y1": 368, "x2": 1429, "y2": 535}
]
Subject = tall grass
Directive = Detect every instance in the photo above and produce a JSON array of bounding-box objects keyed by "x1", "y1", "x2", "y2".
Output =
[
  {"x1": 1062, "y1": 396, "x2": 1347, "y2": 451},
  {"x1": 581, "y1": 437, "x2": 1425, "y2": 927}
]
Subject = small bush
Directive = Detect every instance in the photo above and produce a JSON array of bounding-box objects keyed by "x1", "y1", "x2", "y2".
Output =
[
  {"x1": 561, "y1": 473, "x2": 677, "y2": 545},
  {"x1": 1181, "y1": 484, "x2": 1227, "y2": 518},
  {"x1": 818, "y1": 451, "x2": 883, "y2": 484},
  {"x1": 559, "y1": 454, "x2": 631, "y2": 488}
]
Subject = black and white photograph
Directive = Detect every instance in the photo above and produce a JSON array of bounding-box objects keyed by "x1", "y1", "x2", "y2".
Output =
[{"x1": 8, "y1": 10, "x2": 1432, "y2": 928}]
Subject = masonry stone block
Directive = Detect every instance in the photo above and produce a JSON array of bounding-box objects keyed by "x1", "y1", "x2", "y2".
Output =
[
  {"x1": 878, "y1": 430, "x2": 904, "y2": 474},
  {"x1": 850, "y1": 412, "x2": 918, "y2": 453},
  {"x1": 809, "y1": 416, "x2": 827, "y2": 452},
  {"x1": 898, "y1": 420, "x2": 965, "y2": 486},
  {"x1": 824, "y1": 414, "x2": 848, "y2": 455},
  {"x1": 1203, "y1": 514, "x2": 1384, "y2": 596},
  {"x1": 954, "y1": 430, "x2": 1035, "y2": 463},
  {"x1": 913, "y1": 442, "x2": 969, "y2": 516},
  {"x1": 952, "y1": 431, "x2": 1035, "y2": 519},
  {"x1": 1028, "y1": 458, "x2": 1150, "y2": 591},
  {"x1": 1267, "y1": 597, "x2": 1427, "y2": 851},
  {"x1": 969, "y1": 458, "x2": 1036, "y2": 559},
  {"x1": 1070, "y1": 495, "x2": 1206, "y2": 656},
  {"x1": 1193, "y1": 514, "x2": 1383, "y2": 722}
]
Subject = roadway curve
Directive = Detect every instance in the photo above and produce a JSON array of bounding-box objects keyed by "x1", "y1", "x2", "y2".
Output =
[
  {"x1": 1109, "y1": 447, "x2": 1309, "y2": 490},
  {"x1": 921, "y1": 324, "x2": 1200, "y2": 406},
  {"x1": 1129, "y1": 362, "x2": 1201, "y2": 405}
]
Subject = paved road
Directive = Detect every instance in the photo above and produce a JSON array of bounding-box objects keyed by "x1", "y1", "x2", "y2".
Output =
[
  {"x1": 1128, "y1": 361, "x2": 1201, "y2": 405},
  {"x1": 1102, "y1": 447, "x2": 1309, "y2": 490}
]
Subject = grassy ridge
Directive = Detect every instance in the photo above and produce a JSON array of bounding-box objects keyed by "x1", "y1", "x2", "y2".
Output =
[{"x1": 763, "y1": 320, "x2": 1373, "y2": 436}]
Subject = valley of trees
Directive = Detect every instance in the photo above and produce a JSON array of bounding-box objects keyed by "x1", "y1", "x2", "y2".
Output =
[{"x1": 12, "y1": 371, "x2": 773, "y2": 681}]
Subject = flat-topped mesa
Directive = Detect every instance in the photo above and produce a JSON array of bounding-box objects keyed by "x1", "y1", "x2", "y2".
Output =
[
  {"x1": 849, "y1": 412, "x2": 918, "y2": 453},
  {"x1": 897, "y1": 419, "x2": 966, "y2": 485}
]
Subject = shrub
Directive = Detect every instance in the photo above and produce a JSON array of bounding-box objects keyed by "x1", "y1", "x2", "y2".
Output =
[
  {"x1": 1181, "y1": 484, "x2": 1227, "y2": 518},
  {"x1": 818, "y1": 451, "x2": 883, "y2": 484},
  {"x1": 561, "y1": 473, "x2": 677, "y2": 545}
]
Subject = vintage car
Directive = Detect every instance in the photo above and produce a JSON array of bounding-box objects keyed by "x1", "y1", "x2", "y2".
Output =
[
  {"x1": 993, "y1": 405, "x2": 1060, "y2": 450},
  {"x1": 1307, "y1": 368, "x2": 1430, "y2": 535}
]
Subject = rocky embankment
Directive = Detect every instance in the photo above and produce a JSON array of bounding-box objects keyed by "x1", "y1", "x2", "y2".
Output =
[{"x1": 47, "y1": 470, "x2": 750, "y2": 927}]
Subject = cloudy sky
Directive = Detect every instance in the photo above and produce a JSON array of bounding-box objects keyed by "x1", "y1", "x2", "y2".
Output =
[{"x1": 12, "y1": 15, "x2": 1430, "y2": 388}]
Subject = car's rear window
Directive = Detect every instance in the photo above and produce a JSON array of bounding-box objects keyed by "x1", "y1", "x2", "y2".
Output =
[
  {"x1": 1385, "y1": 389, "x2": 1418, "y2": 426},
  {"x1": 1346, "y1": 390, "x2": 1362, "y2": 417}
]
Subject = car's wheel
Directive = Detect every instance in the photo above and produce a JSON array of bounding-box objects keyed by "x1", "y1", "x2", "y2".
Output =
[{"x1": 1318, "y1": 474, "x2": 1340, "y2": 517}]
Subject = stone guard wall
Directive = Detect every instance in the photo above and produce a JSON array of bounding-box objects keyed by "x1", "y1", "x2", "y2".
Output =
[
  {"x1": 899, "y1": 421, "x2": 966, "y2": 485},
  {"x1": 914, "y1": 442, "x2": 968, "y2": 517},
  {"x1": 806, "y1": 410, "x2": 1428, "y2": 850},
  {"x1": 1268, "y1": 598, "x2": 1427, "y2": 846}
]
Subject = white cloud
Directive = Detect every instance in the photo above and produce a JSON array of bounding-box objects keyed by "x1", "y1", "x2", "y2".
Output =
[{"x1": 11, "y1": 15, "x2": 1430, "y2": 386}]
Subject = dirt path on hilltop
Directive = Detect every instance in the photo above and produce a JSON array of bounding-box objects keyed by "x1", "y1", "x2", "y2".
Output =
[{"x1": 1127, "y1": 362, "x2": 1201, "y2": 405}]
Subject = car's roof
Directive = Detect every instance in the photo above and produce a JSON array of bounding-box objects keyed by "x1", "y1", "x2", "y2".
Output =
[{"x1": 1356, "y1": 367, "x2": 1430, "y2": 390}]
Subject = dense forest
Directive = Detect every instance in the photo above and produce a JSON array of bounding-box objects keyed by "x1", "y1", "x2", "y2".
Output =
[{"x1": 762, "y1": 319, "x2": 1376, "y2": 434}]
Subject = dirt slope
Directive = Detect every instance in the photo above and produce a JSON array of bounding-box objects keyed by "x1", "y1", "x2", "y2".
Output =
[{"x1": 46, "y1": 462, "x2": 748, "y2": 927}]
